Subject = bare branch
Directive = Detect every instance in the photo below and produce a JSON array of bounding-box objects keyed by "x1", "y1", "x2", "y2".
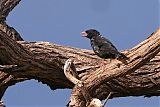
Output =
[
  {"x1": 0, "y1": 1, "x2": 159, "y2": 106},
  {"x1": 70, "y1": 29, "x2": 160, "y2": 106},
  {"x1": 64, "y1": 59, "x2": 82, "y2": 86},
  {"x1": 0, "y1": 29, "x2": 159, "y2": 106},
  {"x1": 0, "y1": 0, "x2": 21, "y2": 20},
  {"x1": 0, "y1": 0, "x2": 23, "y2": 41}
]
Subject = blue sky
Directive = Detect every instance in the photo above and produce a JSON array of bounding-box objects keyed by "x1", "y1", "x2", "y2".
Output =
[{"x1": 2, "y1": 0, "x2": 160, "y2": 107}]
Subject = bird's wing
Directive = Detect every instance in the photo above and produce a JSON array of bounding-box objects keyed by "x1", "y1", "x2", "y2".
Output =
[
  {"x1": 91, "y1": 40, "x2": 101, "y2": 54},
  {"x1": 91, "y1": 36, "x2": 116, "y2": 56},
  {"x1": 100, "y1": 36, "x2": 118, "y2": 51}
]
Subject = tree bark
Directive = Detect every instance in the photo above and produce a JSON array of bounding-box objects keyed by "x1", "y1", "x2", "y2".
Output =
[
  {"x1": 0, "y1": 0, "x2": 21, "y2": 20},
  {"x1": 0, "y1": 29, "x2": 159, "y2": 105},
  {"x1": 69, "y1": 29, "x2": 160, "y2": 106},
  {"x1": 0, "y1": 0, "x2": 159, "y2": 106},
  {"x1": 0, "y1": 0, "x2": 23, "y2": 41}
]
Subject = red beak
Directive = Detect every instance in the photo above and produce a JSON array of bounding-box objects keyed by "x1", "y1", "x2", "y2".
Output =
[{"x1": 81, "y1": 32, "x2": 88, "y2": 37}]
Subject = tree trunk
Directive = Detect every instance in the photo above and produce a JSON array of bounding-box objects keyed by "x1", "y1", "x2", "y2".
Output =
[{"x1": 0, "y1": 0, "x2": 159, "y2": 107}]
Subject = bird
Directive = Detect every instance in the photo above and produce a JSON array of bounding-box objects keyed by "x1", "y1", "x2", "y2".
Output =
[{"x1": 81, "y1": 29, "x2": 128, "y2": 62}]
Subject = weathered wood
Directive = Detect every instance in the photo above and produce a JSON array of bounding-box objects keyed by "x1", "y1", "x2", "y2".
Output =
[
  {"x1": 64, "y1": 59, "x2": 83, "y2": 86},
  {"x1": 0, "y1": 30, "x2": 72, "y2": 90},
  {"x1": 0, "y1": 0, "x2": 21, "y2": 20},
  {"x1": 0, "y1": 28, "x2": 159, "y2": 106},
  {"x1": 0, "y1": 0, "x2": 23, "y2": 41},
  {"x1": 69, "y1": 29, "x2": 160, "y2": 106},
  {"x1": 0, "y1": 0, "x2": 159, "y2": 106}
]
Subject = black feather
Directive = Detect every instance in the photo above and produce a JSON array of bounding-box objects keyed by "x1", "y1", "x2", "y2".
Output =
[{"x1": 82, "y1": 29, "x2": 128, "y2": 61}]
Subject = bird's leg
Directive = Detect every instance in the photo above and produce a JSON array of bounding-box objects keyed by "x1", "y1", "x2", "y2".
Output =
[{"x1": 100, "y1": 59, "x2": 109, "y2": 71}]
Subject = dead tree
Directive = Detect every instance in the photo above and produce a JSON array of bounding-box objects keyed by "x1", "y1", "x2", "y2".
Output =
[{"x1": 0, "y1": 0, "x2": 159, "y2": 107}]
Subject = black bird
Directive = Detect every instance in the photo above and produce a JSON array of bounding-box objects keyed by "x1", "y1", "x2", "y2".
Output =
[{"x1": 81, "y1": 29, "x2": 128, "y2": 61}]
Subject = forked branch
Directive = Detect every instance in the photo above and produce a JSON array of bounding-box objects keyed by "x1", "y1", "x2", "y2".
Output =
[
  {"x1": 0, "y1": 0, "x2": 159, "y2": 107},
  {"x1": 69, "y1": 29, "x2": 160, "y2": 107}
]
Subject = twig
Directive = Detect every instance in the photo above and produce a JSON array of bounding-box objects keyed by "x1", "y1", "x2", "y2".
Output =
[{"x1": 102, "y1": 92, "x2": 113, "y2": 107}]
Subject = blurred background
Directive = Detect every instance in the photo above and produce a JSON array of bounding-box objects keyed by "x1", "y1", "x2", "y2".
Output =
[{"x1": 2, "y1": 0, "x2": 159, "y2": 107}]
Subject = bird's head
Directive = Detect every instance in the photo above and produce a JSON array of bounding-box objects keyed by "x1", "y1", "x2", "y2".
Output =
[{"x1": 81, "y1": 29, "x2": 100, "y2": 39}]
